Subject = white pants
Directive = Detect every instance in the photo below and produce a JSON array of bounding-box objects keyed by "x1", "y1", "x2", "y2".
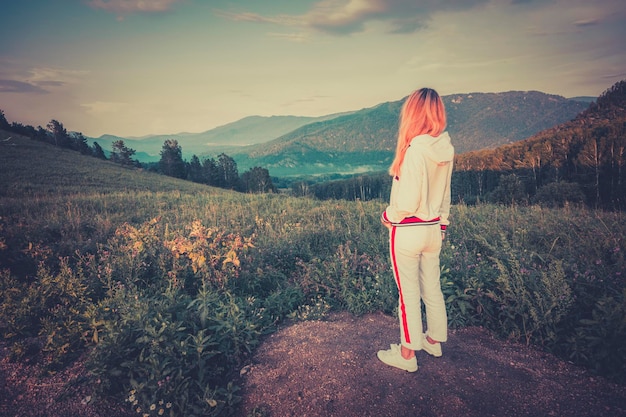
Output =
[{"x1": 389, "y1": 224, "x2": 448, "y2": 350}]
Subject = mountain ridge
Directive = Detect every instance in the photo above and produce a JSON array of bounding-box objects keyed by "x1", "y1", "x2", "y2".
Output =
[
  {"x1": 88, "y1": 90, "x2": 592, "y2": 175},
  {"x1": 228, "y1": 91, "x2": 591, "y2": 176},
  {"x1": 88, "y1": 113, "x2": 354, "y2": 161}
]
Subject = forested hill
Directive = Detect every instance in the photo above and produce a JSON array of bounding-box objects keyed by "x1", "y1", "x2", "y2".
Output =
[
  {"x1": 446, "y1": 91, "x2": 592, "y2": 152},
  {"x1": 454, "y1": 80, "x2": 626, "y2": 209},
  {"x1": 577, "y1": 80, "x2": 626, "y2": 121}
]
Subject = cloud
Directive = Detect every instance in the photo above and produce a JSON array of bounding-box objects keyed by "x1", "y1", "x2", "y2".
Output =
[
  {"x1": 573, "y1": 18, "x2": 601, "y2": 27},
  {"x1": 267, "y1": 32, "x2": 311, "y2": 43},
  {"x1": 81, "y1": 101, "x2": 131, "y2": 115},
  {"x1": 283, "y1": 95, "x2": 333, "y2": 106},
  {"x1": 0, "y1": 79, "x2": 49, "y2": 94},
  {"x1": 601, "y1": 71, "x2": 626, "y2": 79},
  {"x1": 214, "y1": 10, "x2": 299, "y2": 26},
  {"x1": 88, "y1": 0, "x2": 184, "y2": 19},
  {"x1": 217, "y1": 0, "x2": 489, "y2": 36},
  {"x1": 38, "y1": 80, "x2": 66, "y2": 88}
]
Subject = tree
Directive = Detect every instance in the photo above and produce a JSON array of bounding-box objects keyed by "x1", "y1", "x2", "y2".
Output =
[
  {"x1": 46, "y1": 119, "x2": 70, "y2": 147},
  {"x1": 111, "y1": 140, "x2": 137, "y2": 166},
  {"x1": 488, "y1": 174, "x2": 527, "y2": 205},
  {"x1": 241, "y1": 166, "x2": 275, "y2": 193},
  {"x1": 0, "y1": 109, "x2": 9, "y2": 130},
  {"x1": 70, "y1": 132, "x2": 92, "y2": 155},
  {"x1": 292, "y1": 181, "x2": 311, "y2": 197},
  {"x1": 92, "y1": 141, "x2": 107, "y2": 159},
  {"x1": 217, "y1": 153, "x2": 240, "y2": 190},
  {"x1": 159, "y1": 139, "x2": 186, "y2": 179},
  {"x1": 532, "y1": 181, "x2": 585, "y2": 208},
  {"x1": 187, "y1": 155, "x2": 204, "y2": 183},
  {"x1": 202, "y1": 157, "x2": 221, "y2": 187},
  {"x1": 577, "y1": 137, "x2": 602, "y2": 206}
]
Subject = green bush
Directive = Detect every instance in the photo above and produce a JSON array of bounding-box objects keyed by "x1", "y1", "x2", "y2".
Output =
[
  {"x1": 568, "y1": 293, "x2": 626, "y2": 381},
  {"x1": 442, "y1": 203, "x2": 625, "y2": 384},
  {"x1": 89, "y1": 284, "x2": 254, "y2": 417},
  {"x1": 0, "y1": 259, "x2": 96, "y2": 371},
  {"x1": 83, "y1": 218, "x2": 261, "y2": 416},
  {"x1": 294, "y1": 241, "x2": 396, "y2": 316},
  {"x1": 532, "y1": 181, "x2": 586, "y2": 207}
]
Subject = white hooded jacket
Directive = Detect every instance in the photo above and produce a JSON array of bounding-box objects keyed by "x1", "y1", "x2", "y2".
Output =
[{"x1": 382, "y1": 132, "x2": 454, "y2": 228}]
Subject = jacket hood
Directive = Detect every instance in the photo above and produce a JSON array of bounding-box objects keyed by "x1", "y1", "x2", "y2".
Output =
[{"x1": 411, "y1": 132, "x2": 454, "y2": 164}]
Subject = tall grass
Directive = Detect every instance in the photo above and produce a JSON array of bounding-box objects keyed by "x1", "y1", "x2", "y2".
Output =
[{"x1": 1, "y1": 135, "x2": 624, "y2": 416}]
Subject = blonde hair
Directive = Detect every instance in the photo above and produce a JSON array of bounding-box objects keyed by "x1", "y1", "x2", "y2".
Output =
[{"x1": 389, "y1": 88, "x2": 446, "y2": 178}]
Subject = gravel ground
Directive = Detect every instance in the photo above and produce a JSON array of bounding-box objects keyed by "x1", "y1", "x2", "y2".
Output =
[{"x1": 238, "y1": 311, "x2": 626, "y2": 417}]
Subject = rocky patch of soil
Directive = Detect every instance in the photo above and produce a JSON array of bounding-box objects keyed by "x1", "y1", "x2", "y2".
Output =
[{"x1": 238, "y1": 312, "x2": 626, "y2": 417}]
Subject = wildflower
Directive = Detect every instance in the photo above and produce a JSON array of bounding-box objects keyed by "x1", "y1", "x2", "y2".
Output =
[
  {"x1": 150, "y1": 404, "x2": 156, "y2": 411},
  {"x1": 166, "y1": 402, "x2": 172, "y2": 409},
  {"x1": 158, "y1": 409, "x2": 164, "y2": 416}
]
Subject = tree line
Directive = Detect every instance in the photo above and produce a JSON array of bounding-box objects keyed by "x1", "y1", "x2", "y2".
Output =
[
  {"x1": 153, "y1": 139, "x2": 276, "y2": 193},
  {"x1": 0, "y1": 112, "x2": 275, "y2": 194}
]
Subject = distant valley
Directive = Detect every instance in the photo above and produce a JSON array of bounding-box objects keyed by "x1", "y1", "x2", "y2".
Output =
[{"x1": 88, "y1": 91, "x2": 594, "y2": 177}]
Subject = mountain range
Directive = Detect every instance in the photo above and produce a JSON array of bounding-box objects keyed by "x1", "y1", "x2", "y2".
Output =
[{"x1": 88, "y1": 91, "x2": 594, "y2": 177}]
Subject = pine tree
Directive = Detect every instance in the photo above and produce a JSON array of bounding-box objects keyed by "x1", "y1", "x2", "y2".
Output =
[{"x1": 159, "y1": 139, "x2": 186, "y2": 179}]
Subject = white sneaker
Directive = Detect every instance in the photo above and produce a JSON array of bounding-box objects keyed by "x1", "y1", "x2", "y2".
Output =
[
  {"x1": 377, "y1": 344, "x2": 418, "y2": 372},
  {"x1": 422, "y1": 334, "x2": 442, "y2": 357}
]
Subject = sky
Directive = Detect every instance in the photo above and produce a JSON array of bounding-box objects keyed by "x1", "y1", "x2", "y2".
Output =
[{"x1": 1, "y1": 0, "x2": 625, "y2": 138}]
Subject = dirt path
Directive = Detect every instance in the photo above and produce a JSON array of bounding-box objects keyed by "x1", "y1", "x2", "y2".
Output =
[
  {"x1": 238, "y1": 311, "x2": 626, "y2": 417},
  {"x1": 1, "y1": 311, "x2": 625, "y2": 417}
]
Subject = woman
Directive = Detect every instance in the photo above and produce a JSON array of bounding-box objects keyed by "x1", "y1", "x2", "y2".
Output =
[{"x1": 377, "y1": 88, "x2": 454, "y2": 372}]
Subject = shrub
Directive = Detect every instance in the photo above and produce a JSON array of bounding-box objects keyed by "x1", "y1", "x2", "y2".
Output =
[
  {"x1": 443, "y1": 203, "x2": 625, "y2": 383},
  {"x1": 489, "y1": 237, "x2": 573, "y2": 346},
  {"x1": 532, "y1": 181, "x2": 586, "y2": 207},
  {"x1": 85, "y1": 218, "x2": 259, "y2": 416},
  {"x1": 568, "y1": 294, "x2": 626, "y2": 381},
  {"x1": 488, "y1": 173, "x2": 528, "y2": 205},
  {"x1": 0, "y1": 259, "x2": 96, "y2": 371},
  {"x1": 90, "y1": 284, "x2": 254, "y2": 416},
  {"x1": 295, "y1": 241, "x2": 396, "y2": 316}
]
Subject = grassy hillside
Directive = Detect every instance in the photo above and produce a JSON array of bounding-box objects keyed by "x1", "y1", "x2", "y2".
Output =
[
  {"x1": 1, "y1": 133, "x2": 624, "y2": 416},
  {"x1": 0, "y1": 131, "x2": 217, "y2": 197}
]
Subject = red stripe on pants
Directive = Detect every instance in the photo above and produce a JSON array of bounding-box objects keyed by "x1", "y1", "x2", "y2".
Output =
[{"x1": 390, "y1": 226, "x2": 411, "y2": 344}]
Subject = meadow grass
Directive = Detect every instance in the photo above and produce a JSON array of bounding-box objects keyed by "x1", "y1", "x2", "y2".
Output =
[{"x1": 1, "y1": 134, "x2": 624, "y2": 416}]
